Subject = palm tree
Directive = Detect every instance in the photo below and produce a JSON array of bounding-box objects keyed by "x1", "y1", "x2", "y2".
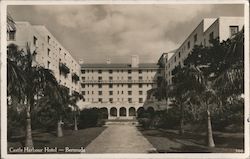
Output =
[
  {"x1": 182, "y1": 65, "x2": 217, "y2": 147},
  {"x1": 7, "y1": 44, "x2": 59, "y2": 147},
  {"x1": 69, "y1": 92, "x2": 83, "y2": 131},
  {"x1": 214, "y1": 28, "x2": 244, "y2": 97}
]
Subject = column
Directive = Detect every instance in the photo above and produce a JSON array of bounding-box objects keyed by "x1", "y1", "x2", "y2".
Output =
[{"x1": 107, "y1": 108, "x2": 110, "y2": 120}]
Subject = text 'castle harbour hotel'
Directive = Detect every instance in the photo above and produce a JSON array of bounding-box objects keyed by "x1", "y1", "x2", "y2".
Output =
[{"x1": 7, "y1": 16, "x2": 244, "y2": 120}]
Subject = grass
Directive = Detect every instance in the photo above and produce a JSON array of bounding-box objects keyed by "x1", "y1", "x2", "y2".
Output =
[
  {"x1": 138, "y1": 127, "x2": 244, "y2": 153},
  {"x1": 8, "y1": 126, "x2": 106, "y2": 153}
]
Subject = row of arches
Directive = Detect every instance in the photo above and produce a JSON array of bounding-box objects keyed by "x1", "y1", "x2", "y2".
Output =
[{"x1": 99, "y1": 106, "x2": 155, "y2": 119}]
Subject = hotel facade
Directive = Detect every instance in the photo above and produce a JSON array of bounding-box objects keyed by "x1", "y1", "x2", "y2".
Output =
[
  {"x1": 78, "y1": 56, "x2": 167, "y2": 119},
  {"x1": 160, "y1": 17, "x2": 244, "y2": 85},
  {"x1": 7, "y1": 21, "x2": 81, "y2": 94}
]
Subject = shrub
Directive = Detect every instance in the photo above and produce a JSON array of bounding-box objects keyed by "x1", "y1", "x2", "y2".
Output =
[{"x1": 78, "y1": 108, "x2": 106, "y2": 129}]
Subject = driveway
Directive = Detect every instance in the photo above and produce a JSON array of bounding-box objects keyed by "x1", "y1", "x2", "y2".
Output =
[{"x1": 85, "y1": 124, "x2": 155, "y2": 153}]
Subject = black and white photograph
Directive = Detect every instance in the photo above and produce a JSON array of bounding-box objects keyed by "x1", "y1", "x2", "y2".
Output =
[{"x1": 1, "y1": 0, "x2": 249, "y2": 158}]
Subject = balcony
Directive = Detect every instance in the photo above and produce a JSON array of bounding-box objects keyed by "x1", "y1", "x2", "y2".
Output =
[
  {"x1": 81, "y1": 79, "x2": 156, "y2": 84},
  {"x1": 72, "y1": 72, "x2": 80, "y2": 82},
  {"x1": 59, "y1": 62, "x2": 70, "y2": 75}
]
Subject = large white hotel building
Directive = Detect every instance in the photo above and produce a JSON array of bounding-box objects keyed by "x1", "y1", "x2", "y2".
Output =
[
  {"x1": 7, "y1": 16, "x2": 244, "y2": 120},
  {"x1": 159, "y1": 17, "x2": 244, "y2": 85},
  {"x1": 78, "y1": 56, "x2": 166, "y2": 119},
  {"x1": 7, "y1": 22, "x2": 81, "y2": 94}
]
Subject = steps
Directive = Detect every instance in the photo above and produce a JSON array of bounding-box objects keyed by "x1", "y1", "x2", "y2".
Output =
[{"x1": 105, "y1": 119, "x2": 139, "y2": 125}]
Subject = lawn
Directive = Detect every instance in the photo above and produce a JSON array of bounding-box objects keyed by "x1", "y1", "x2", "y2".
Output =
[
  {"x1": 8, "y1": 126, "x2": 106, "y2": 154},
  {"x1": 138, "y1": 127, "x2": 244, "y2": 153}
]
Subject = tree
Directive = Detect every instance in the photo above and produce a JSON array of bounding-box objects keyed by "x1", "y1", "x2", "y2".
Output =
[
  {"x1": 7, "y1": 44, "x2": 59, "y2": 147},
  {"x1": 169, "y1": 65, "x2": 200, "y2": 135},
  {"x1": 69, "y1": 92, "x2": 83, "y2": 131}
]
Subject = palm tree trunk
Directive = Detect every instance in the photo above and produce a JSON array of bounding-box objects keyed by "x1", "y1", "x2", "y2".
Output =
[
  {"x1": 25, "y1": 104, "x2": 33, "y2": 147},
  {"x1": 57, "y1": 116, "x2": 63, "y2": 137},
  {"x1": 207, "y1": 109, "x2": 215, "y2": 147},
  {"x1": 74, "y1": 114, "x2": 78, "y2": 131},
  {"x1": 179, "y1": 104, "x2": 184, "y2": 135}
]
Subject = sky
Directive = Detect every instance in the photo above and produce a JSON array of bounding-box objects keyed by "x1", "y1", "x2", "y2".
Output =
[{"x1": 8, "y1": 4, "x2": 244, "y2": 63}]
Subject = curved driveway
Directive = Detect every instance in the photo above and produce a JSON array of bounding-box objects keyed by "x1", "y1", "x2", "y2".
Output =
[{"x1": 85, "y1": 124, "x2": 155, "y2": 153}]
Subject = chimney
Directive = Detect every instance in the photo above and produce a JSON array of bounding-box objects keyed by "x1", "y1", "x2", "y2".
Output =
[
  {"x1": 106, "y1": 57, "x2": 111, "y2": 64},
  {"x1": 79, "y1": 59, "x2": 84, "y2": 65},
  {"x1": 131, "y1": 55, "x2": 139, "y2": 68}
]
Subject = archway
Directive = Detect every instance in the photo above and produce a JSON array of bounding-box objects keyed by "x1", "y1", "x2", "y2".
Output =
[
  {"x1": 129, "y1": 107, "x2": 136, "y2": 116},
  {"x1": 110, "y1": 107, "x2": 117, "y2": 117},
  {"x1": 100, "y1": 107, "x2": 108, "y2": 119},
  {"x1": 119, "y1": 107, "x2": 126, "y2": 116},
  {"x1": 137, "y1": 107, "x2": 145, "y2": 118}
]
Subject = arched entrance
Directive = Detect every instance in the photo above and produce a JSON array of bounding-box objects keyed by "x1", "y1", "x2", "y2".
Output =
[
  {"x1": 110, "y1": 107, "x2": 117, "y2": 117},
  {"x1": 119, "y1": 107, "x2": 126, "y2": 116},
  {"x1": 129, "y1": 107, "x2": 136, "y2": 116},
  {"x1": 137, "y1": 107, "x2": 145, "y2": 118},
  {"x1": 100, "y1": 107, "x2": 108, "y2": 119}
]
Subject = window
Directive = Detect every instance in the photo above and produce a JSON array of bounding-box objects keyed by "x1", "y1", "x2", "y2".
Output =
[
  {"x1": 194, "y1": 34, "x2": 197, "y2": 43},
  {"x1": 109, "y1": 98, "x2": 113, "y2": 103},
  {"x1": 82, "y1": 84, "x2": 85, "y2": 88},
  {"x1": 139, "y1": 70, "x2": 142, "y2": 74},
  {"x1": 47, "y1": 61, "x2": 50, "y2": 68},
  {"x1": 109, "y1": 84, "x2": 113, "y2": 88},
  {"x1": 82, "y1": 70, "x2": 85, "y2": 74},
  {"x1": 98, "y1": 98, "x2": 102, "y2": 102},
  {"x1": 187, "y1": 41, "x2": 190, "y2": 49},
  {"x1": 109, "y1": 70, "x2": 113, "y2": 74},
  {"x1": 82, "y1": 91, "x2": 85, "y2": 95},
  {"x1": 178, "y1": 52, "x2": 181, "y2": 58},
  {"x1": 174, "y1": 56, "x2": 176, "y2": 62},
  {"x1": 230, "y1": 26, "x2": 239, "y2": 36},
  {"x1": 92, "y1": 91, "x2": 94, "y2": 95},
  {"x1": 98, "y1": 76, "x2": 102, "y2": 81},
  {"x1": 128, "y1": 91, "x2": 132, "y2": 95},
  {"x1": 47, "y1": 36, "x2": 51, "y2": 44},
  {"x1": 128, "y1": 76, "x2": 132, "y2": 80},
  {"x1": 139, "y1": 98, "x2": 143, "y2": 103},
  {"x1": 117, "y1": 91, "x2": 119, "y2": 95},
  {"x1": 98, "y1": 84, "x2": 102, "y2": 88},
  {"x1": 139, "y1": 91, "x2": 143, "y2": 95},
  {"x1": 109, "y1": 76, "x2": 113, "y2": 81},
  {"x1": 47, "y1": 48, "x2": 50, "y2": 56},
  {"x1": 109, "y1": 91, "x2": 113, "y2": 95},
  {"x1": 8, "y1": 31, "x2": 16, "y2": 40},
  {"x1": 98, "y1": 91, "x2": 102, "y2": 95},
  {"x1": 139, "y1": 76, "x2": 143, "y2": 80},
  {"x1": 33, "y1": 36, "x2": 37, "y2": 46},
  {"x1": 128, "y1": 98, "x2": 132, "y2": 103},
  {"x1": 121, "y1": 91, "x2": 124, "y2": 94},
  {"x1": 98, "y1": 70, "x2": 102, "y2": 74},
  {"x1": 59, "y1": 48, "x2": 61, "y2": 53},
  {"x1": 128, "y1": 84, "x2": 132, "y2": 88},
  {"x1": 209, "y1": 32, "x2": 214, "y2": 42},
  {"x1": 128, "y1": 70, "x2": 132, "y2": 74},
  {"x1": 139, "y1": 84, "x2": 143, "y2": 88}
]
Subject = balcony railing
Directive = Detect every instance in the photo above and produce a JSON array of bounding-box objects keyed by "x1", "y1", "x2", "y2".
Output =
[
  {"x1": 72, "y1": 72, "x2": 80, "y2": 82},
  {"x1": 59, "y1": 62, "x2": 70, "y2": 74},
  {"x1": 81, "y1": 79, "x2": 156, "y2": 84}
]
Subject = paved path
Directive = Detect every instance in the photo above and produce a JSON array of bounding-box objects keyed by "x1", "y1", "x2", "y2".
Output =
[{"x1": 85, "y1": 124, "x2": 155, "y2": 153}]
